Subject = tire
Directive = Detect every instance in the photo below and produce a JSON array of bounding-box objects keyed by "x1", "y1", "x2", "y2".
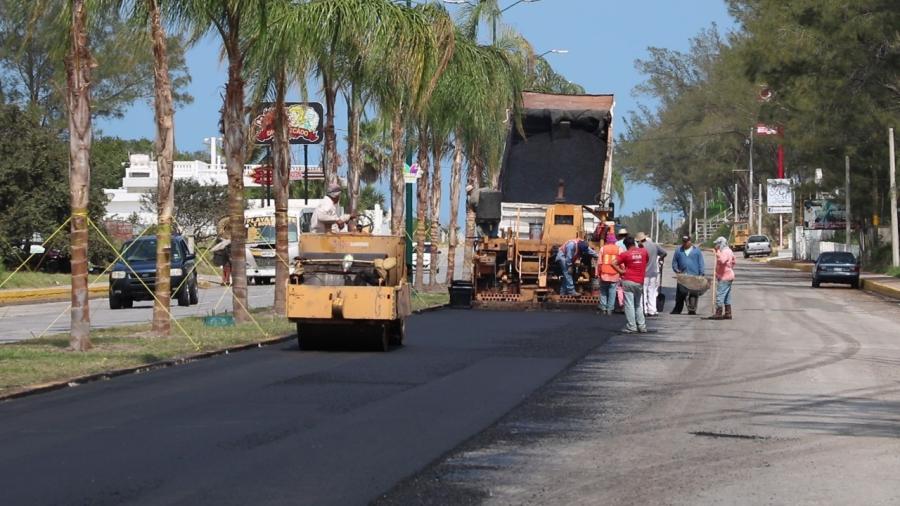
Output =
[
  {"x1": 109, "y1": 294, "x2": 122, "y2": 310},
  {"x1": 122, "y1": 297, "x2": 133, "y2": 309},
  {"x1": 376, "y1": 324, "x2": 391, "y2": 352},
  {"x1": 177, "y1": 286, "x2": 191, "y2": 306},
  {"x1": 851, "y1": 279, "x2": 860, "y2": 289},
  {"x1": 743, "y1": 251, "x2": 749, "y2": 259},
  {"x1": 812, "y1": 280, "x2": 820, "y2": 288},
  {"x1": 389, "y1": 319, "x2": 405, "y2": 347},
  {"x1": 189, "y1": 279, "x2": 199, "y2": 305}
]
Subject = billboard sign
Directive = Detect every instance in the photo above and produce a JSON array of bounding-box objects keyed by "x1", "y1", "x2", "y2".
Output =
[
  {"x1": 251, "y1": 102, "x2": 324, "y2": 145},
  {"x1": 803, "y1": 199, "x2": 847, "y2": 230},
  {"x1": 767, "y1": 178, "x2": 792, "y2": 214}
]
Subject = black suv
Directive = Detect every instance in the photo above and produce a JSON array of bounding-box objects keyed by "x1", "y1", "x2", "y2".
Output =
[{"x1": 109, "y1": 235, "x2": 198, "y2": 309}]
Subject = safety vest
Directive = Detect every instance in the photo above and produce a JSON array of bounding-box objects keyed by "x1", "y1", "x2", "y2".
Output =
[
  {"x1": 598, "y1": 244, "x2": 620, "y2": 280},
  {"x1": 559, "y1": 239, "x2": 580, "y2": 262}
]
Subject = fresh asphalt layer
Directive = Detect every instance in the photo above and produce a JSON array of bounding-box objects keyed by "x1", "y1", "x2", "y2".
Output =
[
  {"x1": 0, "y1": 307, "x2": 620, "y2": 505},
  {"x1": 379, "y1": 256, "x2": 900, "y2": 505}
]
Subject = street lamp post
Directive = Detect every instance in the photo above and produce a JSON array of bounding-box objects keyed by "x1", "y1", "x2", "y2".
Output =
[{"x1": 537, "y1": 49, "x2": 569, "y2": 58}]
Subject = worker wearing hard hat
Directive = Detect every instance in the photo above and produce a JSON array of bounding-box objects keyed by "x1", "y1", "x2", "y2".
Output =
[{"x1": 312, "y1": 183, "x2": 357, "y2": 233}]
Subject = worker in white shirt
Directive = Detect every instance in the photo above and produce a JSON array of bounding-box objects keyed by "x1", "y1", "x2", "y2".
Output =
[{"x1": 311, "y1": 183, "x2": 356, "y2": 233}]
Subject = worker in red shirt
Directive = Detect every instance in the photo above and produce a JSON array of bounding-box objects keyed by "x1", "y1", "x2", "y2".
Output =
[{"x1": 612, "y1": 236, "x2": 650, "y2": 333}]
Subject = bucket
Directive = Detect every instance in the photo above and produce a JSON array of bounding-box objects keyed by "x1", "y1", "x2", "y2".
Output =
[
  {"x1": 448, "y1": 280, "x2": 474, "y2": 309},
  {"x1": 528, "y1": 222, "x2": 543, "y2": 240}
]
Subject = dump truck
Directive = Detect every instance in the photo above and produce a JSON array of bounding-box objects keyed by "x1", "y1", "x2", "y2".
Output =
[
  {"x1": 287, "y1": 231, "x2": 411, "y2": 351},
  {"x1": 469, "y1": 92, "x2": 616, "y2": 308}
]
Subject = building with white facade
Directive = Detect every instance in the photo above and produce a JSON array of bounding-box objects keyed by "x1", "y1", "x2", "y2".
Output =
[{"x1": 103, "y1": 138, "x2": 390, "y2": 235}]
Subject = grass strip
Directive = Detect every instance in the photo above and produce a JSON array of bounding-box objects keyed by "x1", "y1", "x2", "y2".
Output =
[
  {"x1": 0, "y1": 292, "x2": 448, "y2": 397},
  {"x1": 0, "y1": 270, "x2": 74, "y2": 290}
]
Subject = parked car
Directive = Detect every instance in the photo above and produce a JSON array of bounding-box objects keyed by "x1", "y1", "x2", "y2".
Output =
[
  {"x1": 812, "y1": 251, "x2": 860, "y2": 289},
  {"x1": 108, "y1": 235, "x2": 199, "y2": 309},
  {"x1": 411, "y1": 242, "x2": 440, "y2": 272},
  {"x1": 743, "y1": 235, "x2": 772, "y2": 258}
]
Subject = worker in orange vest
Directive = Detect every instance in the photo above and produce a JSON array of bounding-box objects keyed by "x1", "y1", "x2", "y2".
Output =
[{"x1": 597, "y1": 233, "x2": 621, "y2": 314}]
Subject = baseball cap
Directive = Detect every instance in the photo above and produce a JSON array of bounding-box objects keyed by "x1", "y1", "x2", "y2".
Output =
[
  {"x1": 681, "y1": 235, "x2": 691, "y2": 242},
  {"x1": 635, "y1": 232, "x2": 647, "y2": 242}
]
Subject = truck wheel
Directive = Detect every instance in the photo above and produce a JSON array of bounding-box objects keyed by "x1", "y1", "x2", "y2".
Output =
[
  {"x1": 743, "y1": 251, "x2": 749, "y2": 259},
  {"x1": 297, "y1": 324, "x2": 320, "y2": 350},
  {"x1": 122, "y1": 297, "x2": 133, "y2": 309},
  {"x1": 377, "y1": 324, "x2": 391, "y2": 352},
  {"x1": 189, "y1": 280, "x2": 199, "y2": 305},
  {"x1": 177, "y1": 286, "x2": 191, "y2": 306},
  {"x1": 389, "y1": 320, "x2": 405, "y2": 346},
  {"x1": 109, "y1": 294, "x2": 122, "y2": 310}
]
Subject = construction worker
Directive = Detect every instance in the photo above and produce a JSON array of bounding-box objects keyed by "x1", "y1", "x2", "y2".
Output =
[
  {"x1": 556, "y1": 238, "x2": 598, "y2": 296},
  {"x1": 312, "y1": 183, "x2": 357, "y2": 233},
  {"x1": 597, "y1": 233, "x2": 621, "y2": 314},
  {"x1": 612, "y1": 236, "x2": 650, "y2": 334}
]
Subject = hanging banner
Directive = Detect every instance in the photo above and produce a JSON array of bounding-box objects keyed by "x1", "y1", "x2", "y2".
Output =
[
  {"x1": 767, "y1": 178, "x2": 792, "y2": 214},
  {"x1": 251, "y1": 102, "x2": 324, "y2": 145}
]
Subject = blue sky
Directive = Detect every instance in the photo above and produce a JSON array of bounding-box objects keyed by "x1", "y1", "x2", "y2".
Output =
[{"x1": 96, "y1": 0, "x2": 736, "y2": 222}]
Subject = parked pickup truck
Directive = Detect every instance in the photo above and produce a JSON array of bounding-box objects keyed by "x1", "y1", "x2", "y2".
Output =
[{"x1": 743, "y1": 234, "x2": 772, "y2": 258}]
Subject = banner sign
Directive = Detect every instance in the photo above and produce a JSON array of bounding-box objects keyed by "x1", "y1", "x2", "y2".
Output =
[
  {"x1": 803, "y1": 199, "x2": 847, "y2": 230},
  {"x1": 767, "y1": 178, "x2": 792, "y2": 214},
  {"x1": 252, "y1": 102, "x2": 324, "y2": 145}
]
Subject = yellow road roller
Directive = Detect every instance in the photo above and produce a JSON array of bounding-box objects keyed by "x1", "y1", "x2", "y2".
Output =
[{"x1": 288, "y1": 232, "x2": 411, "y2": 351}]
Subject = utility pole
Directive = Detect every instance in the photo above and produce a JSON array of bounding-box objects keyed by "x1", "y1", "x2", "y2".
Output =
[
  {"x1": 703, "y1": 191, "x2": 707, "y2": 242},
  {"x1": 734, "y1": 183, "x2": 739, "y2": 220},
  {"x1": 890, "y1": 127, "x2": 899, "y2": 267},
  {"x1": 749, "y1": 127, "x2": 754, "y2": 230},
  {"x1": 845, "y1": 155, "x2": 851, "y2": 248},
  {"x1": 758, "y1": 183, "x2": 763, "y2": 235},
  {"x1": 689, "y1": 194, "x2": 693, "y2": 238}
]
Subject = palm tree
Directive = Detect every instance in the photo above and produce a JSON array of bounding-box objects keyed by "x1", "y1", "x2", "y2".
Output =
[
  {"x1": 144, "y1": 0, "x2": 177, "y2": 336},
  {"x1": 62, "y1": 0, "x2": 96, "y2": 351},
  {"x1": 172, "y1": 1, "x2": 270, "y2": 323}
]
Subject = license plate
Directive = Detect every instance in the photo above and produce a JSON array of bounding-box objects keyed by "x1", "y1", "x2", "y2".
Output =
[{"x1": 834, "y1": 267, "x2": 847, "y2": 272}]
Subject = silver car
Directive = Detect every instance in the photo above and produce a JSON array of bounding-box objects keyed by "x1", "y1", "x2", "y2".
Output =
[{"x1": 743, "y1": 235, "x2": 772, "y2": 258}]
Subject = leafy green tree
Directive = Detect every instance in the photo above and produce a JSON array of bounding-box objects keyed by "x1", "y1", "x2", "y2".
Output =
[
  {"x1": 140, "y1": 179, "x2": 228, "y2": 243},
  {"x1": 91, "y1": 136, "x2": 154, "y2": 190},
  {"x1": 0, "y1": 0, "x2": 192, "y2": 126}
]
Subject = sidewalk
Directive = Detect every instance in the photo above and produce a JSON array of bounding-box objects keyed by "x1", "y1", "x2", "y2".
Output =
[{"x1": 758, "y1": 256, "x2": 900, "y2": 300}]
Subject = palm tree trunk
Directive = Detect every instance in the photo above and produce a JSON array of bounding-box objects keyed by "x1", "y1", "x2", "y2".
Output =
[
  {"x1": 346, "y1": 84, "x2": 362, "y2": 213},
  {"x1": 149, "y1": 0, "x2": 174, "y2": 336},
  {"x1": 414, "y1": 128, "x2": 429, "y2": 291},
  {"x1": 463, "y1": 166, "x2": 477, "y2": 281},
  {"x1": 323, "y1": 70, "x2": 338, "y2": 186},
  {"x1": 446, "y1": 137, "x2": 462, "y2": 283},
  {"x1": 223, "y1": 32, "x2": 249, "y2": 323},
  {"x1": 272, "y1": 66, "x2": 290, "y2": 316},
  {"x1": 429, "y1": 140, "x2": 443, "y2": 286},
  {"x1": 463, "y1": 147, "x2": 482, "y2": 280},
  {"x1": 64, "y1": 0, "x2": 92, "y2": 351},
  {"x1": 389, "y1": 108, "x2": 405, "y2": 235}
]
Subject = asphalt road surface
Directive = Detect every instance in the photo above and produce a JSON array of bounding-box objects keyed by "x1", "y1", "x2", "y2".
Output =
[
  {"x1": 3, "y1": 256, "x2": 900, "y2": 505},
  {"x1": 380, "y1": 258, "x2": 900, "y2": 505},
  {"x1": 0, "y1": 284, "x2": 275, "y2": 343}
]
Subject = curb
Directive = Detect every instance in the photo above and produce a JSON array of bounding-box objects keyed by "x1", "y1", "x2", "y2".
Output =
[
  {"x1": 860, "y1": 278, "x2": 900, "y2": 300},
  {"x1": 0, "y1": 285, "x2": 106, "y2": 305},
  {"x1": 0, "y1": 303, "x2": 448, "y2": 403}
]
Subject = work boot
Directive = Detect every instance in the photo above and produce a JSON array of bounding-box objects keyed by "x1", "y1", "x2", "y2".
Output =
[
  {"x1": 706, "y1": 307, "x2": 724, "y2": 320},
  {"x1": 724, "y1": 305, "x2": 733, "y2": 320}
]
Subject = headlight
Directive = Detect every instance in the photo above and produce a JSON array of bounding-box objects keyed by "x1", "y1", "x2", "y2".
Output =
[
  {"x1": 170, "y1": 268, "x2": 183, "y2": 276},
  {"x1": 342, "y1": 254, "x2": 354, "y2": 273},
  {"x1": 111, "y1": 271, "x2": 126, "y2": 280}
]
